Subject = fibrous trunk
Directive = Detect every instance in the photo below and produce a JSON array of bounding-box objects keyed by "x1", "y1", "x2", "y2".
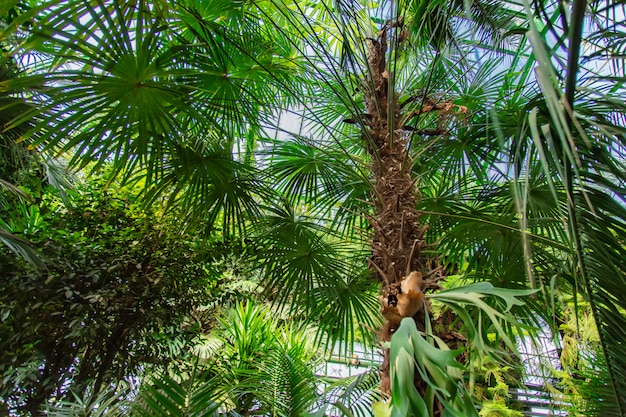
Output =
[{"x1": 362, "y1": 21, "x2": 436, "y2": 403}]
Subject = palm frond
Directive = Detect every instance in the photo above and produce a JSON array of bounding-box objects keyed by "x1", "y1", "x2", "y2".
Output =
[
  {"x1": 0, "y1": 227, "x2": 44, "y2": 267},
  {"x1": 515, "y1": 0, "x2": 626, "y2": 413},
  {"x1": 3, "y1": 0, "x2": 302, "y2": 231},
  {"x1": 251, "y1": 202, "x2": 380, "y2": 348},
  {"x1": 134, "y1": 374, "x2": 224, "y2": 417},
  {"x1": 262, "y1": 132, "x2": 371, "y2": 237},
  {"x1": 44, "y1": 388, "x2": 129, "y2": 417},
  {"x1": 313, "y1": 370, "x2": 382, "y2": 417},
  {"x1": 204, "y1": 302, "x2": 322, "y2": 416},
  {"x1": 254, "y1": 346, "x2": 319, "y2": 416},
  {"x1": 138, "y1": 140, "x2": 272, "y2": 236}
]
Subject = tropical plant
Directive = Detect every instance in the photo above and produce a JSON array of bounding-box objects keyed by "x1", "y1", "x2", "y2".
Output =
[
  {"x1": 133, "y1": 302, "x2": 320, "y2": 417},
  {"x1": 380, "y1": 282, "x2": 535, "y2": 417},
  {"x1": 1, "y1": 0, "x2": 625, "y2": 415}
]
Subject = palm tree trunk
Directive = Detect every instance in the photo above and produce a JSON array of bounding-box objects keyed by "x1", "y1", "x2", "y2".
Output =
[{"x1": 363, "y1": 21, "x2": 439, "y2": 408}]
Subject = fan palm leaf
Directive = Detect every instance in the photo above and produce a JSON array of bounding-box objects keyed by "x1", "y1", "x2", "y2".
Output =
[{"x1": 3, "y1": 0, "x2": 302, "y2": 229}]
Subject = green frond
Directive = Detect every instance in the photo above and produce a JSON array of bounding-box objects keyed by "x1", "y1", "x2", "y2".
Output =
[
  {"x1": 262, "y1": 133, "x2": 371, "y2": 236},
  {"x1": 137, "y1": 140, "x2": 272, "y2": 236},
  {"x1": 0, "y1": 227, "x2": 45, "y2": 267},
  {"x1": 207, "y1": 302, "x2": 321, "y2": 416},
  {"x1": 251, "y1": 202, "x2": 380, "y2": 348},
  {"x1": 134, "y1": 374, "x2": 224, "y2": 417},
  {"x1": 313, "y1": 370, "x2": 382, "y2": 417},
  {"x1": 255, "y1": 347, "x2": 319, "y2": 416},
  {"x1": 44, "y1": 388, "x2": 128, "y2": 417},
  {"x1": 514, "y1": 1, "x2": 626, "y2": 413}
]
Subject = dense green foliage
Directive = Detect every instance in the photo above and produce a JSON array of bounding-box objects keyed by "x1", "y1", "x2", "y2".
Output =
[
  {"x1": 0, "y1": 178, "x2": 219, "y2": 414},
  {"x1": 0, "y1": 0, "x2": 624, "y2": 416}
]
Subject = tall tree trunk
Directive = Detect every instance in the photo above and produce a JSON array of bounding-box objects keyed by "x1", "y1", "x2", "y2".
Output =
[{"x1": 363, "y1": 20, "x2": 440, "y2": 411}]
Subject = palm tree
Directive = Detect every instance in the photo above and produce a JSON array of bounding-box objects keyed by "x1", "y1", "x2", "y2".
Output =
[{"x1": 2, "y1": 0, "x2": 625, "y2": 415}]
